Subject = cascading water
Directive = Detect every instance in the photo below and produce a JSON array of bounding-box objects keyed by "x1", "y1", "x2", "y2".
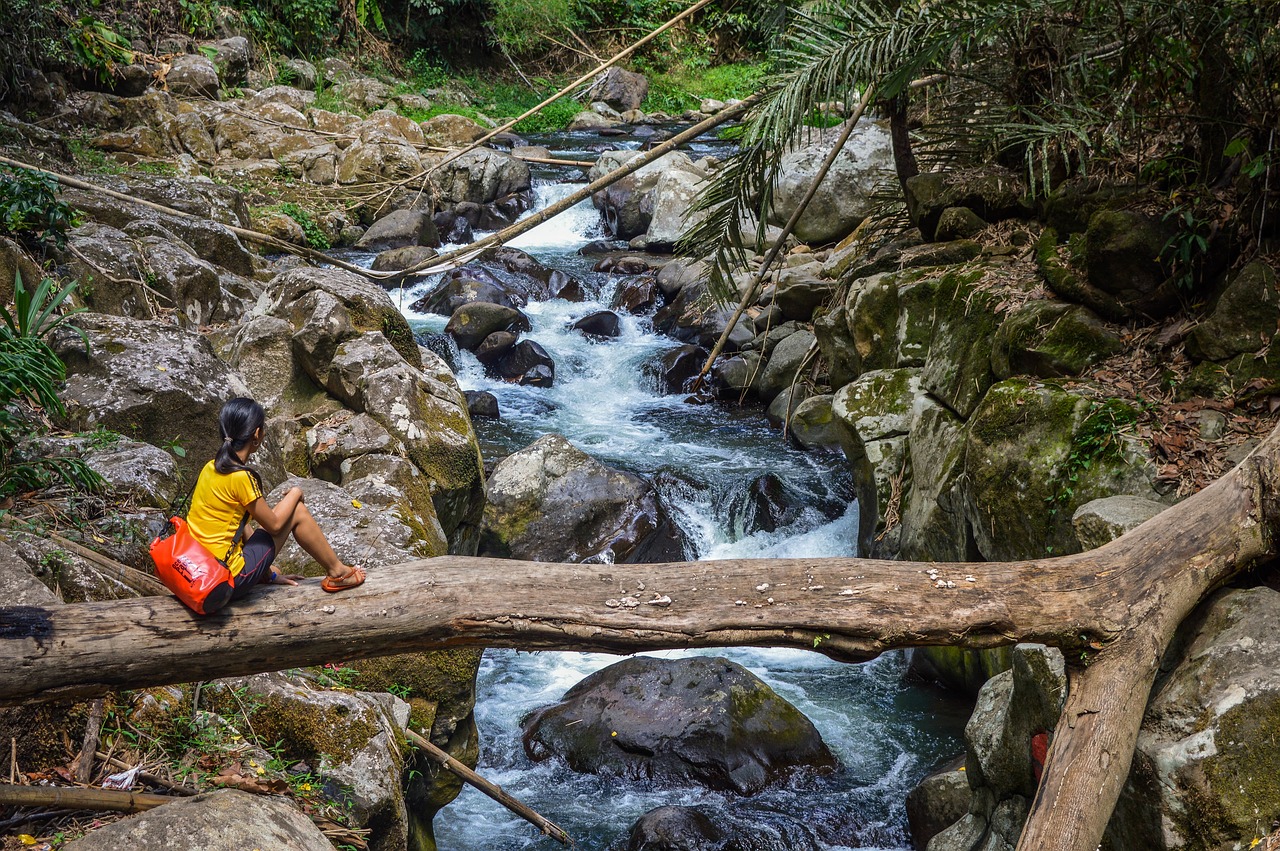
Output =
[{"x1": 392, "y1": 126, "x2": 968, "y2": 850}]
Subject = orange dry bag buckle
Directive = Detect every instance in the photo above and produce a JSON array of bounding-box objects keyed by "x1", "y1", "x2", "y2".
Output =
[{"x1": 150, "y1": 511, "x2": 247, "y2": 615}]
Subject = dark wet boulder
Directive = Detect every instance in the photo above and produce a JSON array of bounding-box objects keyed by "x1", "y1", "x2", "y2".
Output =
[
  {"x1": 433, "y1": 210, "x2": 475, "y2": 245},
  {"x1": 612, "y1": 276, "x2": 661, "y2": 315},
  {"x1": 652, "y1": 344, "x2": 708, "y2": 395},
  {"x1": 447, "y1": 246, "x2": 587, "y2": 305},
  {"x1": 474, "y1": 331, "x2": 519, "y2": 365},
  {"x1": 905, "y1": 758, "x2": 971, "y2": 850},
  {"x1": 904, "y1": 166, "x2": 1031, "y2": 241},
  {"x1": 411, "y1": 276, "x2": 520, "y2": 316},
  {"x1": 571, "y1": 310, "x2": 622, "y2": 339},
  {"x1": 595, "y1": 255, "x2": 654, "y2": 275},
  {"x1": 732, "y1": 473, "x2": 799, "y2": 535},
  {"x1": 480, "y1": 434, "x2": 683, "y2": 563},
  {"x1": 618, "y1": 805, "x2": 823, "y2": 851},
  {"x1": 445, "y1": 302, "x2": 530, "y2": 351},
  {"x1": 415, "y1": 332, "x2": 457, "y2": 371},
  {"x1": 494, "y1": 340, "x2": 556, "y2": 387},
  {"x1": 1186, "y1": 261, "x2": 1279, "y2": 362},
  {"x1": 521, "y1": 655, "x2": 836, "y2": 795},
  {"x1": 464, "y1": 390, "x2": 500, "y2": 419}
]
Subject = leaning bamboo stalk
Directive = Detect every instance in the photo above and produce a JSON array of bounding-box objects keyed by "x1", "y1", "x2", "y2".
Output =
[
  {"x1": 690, "y1": 86, "x2": 876, "y2": 392},
  {"x1": 0, "y1": 784, "x2": 173, "y2": 813},
  {"x1": 405, "y1": 729, "x2": 571, "y2": 846},
  {"x1": 0, "y1": 154, "x2": 376, "y2": 279},
  {"x1": 47, "y1": 532, "x2": 168, "y2": 597},
  {"x1": 382, "y1": 93, "x2": 764, "y2": 281}
]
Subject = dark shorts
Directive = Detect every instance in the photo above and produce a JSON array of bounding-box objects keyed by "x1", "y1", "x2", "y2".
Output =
[{"x1": 230, "y1": 529, "x2": 277, "y2": 600}]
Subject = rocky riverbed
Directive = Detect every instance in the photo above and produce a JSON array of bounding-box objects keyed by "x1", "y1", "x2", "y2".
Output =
[{"x1": 1, "y1": 32, "x2": 1279, "y2": 851}]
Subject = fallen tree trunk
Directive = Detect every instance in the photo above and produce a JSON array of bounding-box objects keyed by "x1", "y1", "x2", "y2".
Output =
[{"x1": 3, "y1": 426, "x2": 1279, "y2": 851}]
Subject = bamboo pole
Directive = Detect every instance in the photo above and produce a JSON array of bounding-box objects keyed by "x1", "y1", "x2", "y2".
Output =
[
  {"x1": 381, "y1": 93, "x2": 763, "y2": 281},
  {"x1": 0, "y1": 784, "x2": 173, "y2": 813},
  {"x1": 689, "y1": 86, "x2": 876, "y2": 392},
  {"x1": 405, "y1": 729, "x2": 571, "y2": 846}
]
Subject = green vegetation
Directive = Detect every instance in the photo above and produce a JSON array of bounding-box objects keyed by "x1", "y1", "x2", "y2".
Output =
[
  {"x1": 277, "y1": 202, "x2": 332, "y2": 250},
  {"x1": 1046, "y1": 399, "x2": 1140, "y2": 514},
  {"x1": 0, "y1": 272, "x2": 102, "y2": 499},
  {"x1": 0, "y1": 165, "x2": 79, "y2": 254}
]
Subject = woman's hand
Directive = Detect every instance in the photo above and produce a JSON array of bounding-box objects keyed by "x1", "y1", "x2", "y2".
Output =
[{"x1": 269, "y1": 572, "x2": 305, "y2": 586}]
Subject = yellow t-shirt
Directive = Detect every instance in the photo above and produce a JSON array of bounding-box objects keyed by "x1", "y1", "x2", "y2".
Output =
[{"x1": 186, "y1": 461, "x2": 263, "y2": 576}]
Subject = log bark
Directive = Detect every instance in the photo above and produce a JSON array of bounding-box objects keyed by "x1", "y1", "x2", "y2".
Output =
[
  {"x1": 0, "y1": 784, "x2": 173, "y2": 813},
  {"x1": 2, "y1": 426, "x2": 1279, "y2": 851}
]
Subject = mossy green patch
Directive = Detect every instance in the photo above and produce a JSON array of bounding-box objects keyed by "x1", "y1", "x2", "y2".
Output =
[{"x1": 1193, "y1": 693, "x2": 1280, "y2": 848}]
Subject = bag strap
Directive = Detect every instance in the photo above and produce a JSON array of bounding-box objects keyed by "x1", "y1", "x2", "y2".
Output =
[{"x1": 224, "y1": 511, "x2": 250, "y2": 564}]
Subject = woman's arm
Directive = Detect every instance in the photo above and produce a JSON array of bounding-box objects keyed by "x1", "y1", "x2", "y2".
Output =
[{"x1": 247, "y1": 486, "x2": 303, "y2": 536}]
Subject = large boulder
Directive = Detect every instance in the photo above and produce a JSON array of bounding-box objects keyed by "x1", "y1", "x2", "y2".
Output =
[
  {"x1": 904, "y1": 167, "x2": 1030, "y2": 242},
  {"x1": 1084, "y1": 209, "x2": 1176, "y2": 316},
  {"x1": 898, "y1": 404, "x2": 968, "y2": 564},
  {"x1": 756, "y1": 330, "x2": 816, "y2": 403},
  {"x1": 420, "y1": 113, "x2": 487, "y2": 148},
  {"x1": 430, "y1": 149, "x2": 531, "y2": 207},
  {"x1": 206, "y1": 37, "x2": 251, "y2": 87},
  {"x1": 919, "y1": 270, "x2": 999, "y2": 419},
  {"x1": 50, "y1": 314, "x2": 250, "y2": 478},
  {"x1": 203, "y1": 672, "x2": 412, "y2": 850},
  {"x1": 991, "y1": 300, "x2": 1121, "y2": 380},
  {"x1": 0, "y1": 538, "x2": 62, "y2": 607},
  {"x1": 1103, "y1": 587, "x2": 1280, "y2": 851},
  {"x1": 1186, "y1": 261, "x2": 1279, "y2": 362},
  {"x1": 963, "y1": 381, "x2": 1163, "y2": 561},
  {"x1": 522, "y1": 656, "x2": 835, "y2": 795},
  {"x1": 62, "y1": 789, "x2": 333, "y2": 851},
  {"x1": 584, "y1": 67, "x2": 649, "y2": 112},
  {"x1": 769, "y1": 121, "x2": 893, "y2": 244},
  {"x1": 590, "y1": 151, "x2": 697, "y2": 240},
  {"x1": 166, "y1": 54, "x2": 221, "y2": 99},
  {"x1": 479, "y1": 434, "x2": 683, "y2": 563},
  {"x1": 643, "y1": 166, "x2": 710, "y2": 252},
  {"x1": 445, "y1": 302, "x2": 529, "y2": 351},
  {"x1": 355, "y1": 209, "x2": 441, "y2": 251}
]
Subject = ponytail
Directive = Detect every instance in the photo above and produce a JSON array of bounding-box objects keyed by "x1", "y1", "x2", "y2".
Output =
[{"x1": 215, "y1": 397, "x2": 266, "y2": 498}]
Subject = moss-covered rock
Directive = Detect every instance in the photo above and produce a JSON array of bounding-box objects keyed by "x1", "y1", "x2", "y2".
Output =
[
  {"x1": 899, "y1": 403, "x2": 969, "y2": 563},
  {"x1": 991, "y1": 300, "x2": 1122, "y2": 379},
  {"x1": 962, "y1": 381, "x2": 1161, "y2": 561},
  {"x1": 904, "y1": 167, "x2": 1031, "y2": 241},
  {"x1": 844, "y1": 271, "x2": 902, "y2": 374},
  {"x1": 812, "y1": 305, "x2": 859, "y2": 389},
  {"x1": 1084, "y1": 209, "x2": 1178, "y2": 316},
  {"x1": 1186, "y1": 261, "x2": 1279, "y2": 362},
  {"x1": 920, "y1": 269, "x2": 997, "y2": 418},
  {"x1": 1180, "y1": 352, "x2": 1280, "y2": 402},
  {"x1": 1105, "y1": 587, "x2": 1280, "y2": 851}
]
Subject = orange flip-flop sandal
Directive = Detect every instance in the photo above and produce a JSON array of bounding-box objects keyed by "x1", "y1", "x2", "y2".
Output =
[{"x1": 321, "y1": 566, "x2": 366, "y2": 593}]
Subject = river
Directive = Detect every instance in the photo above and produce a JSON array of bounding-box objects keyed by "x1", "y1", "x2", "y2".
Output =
[{"x1": 388, "y1": 124, "x2": 969, "y2": 850}]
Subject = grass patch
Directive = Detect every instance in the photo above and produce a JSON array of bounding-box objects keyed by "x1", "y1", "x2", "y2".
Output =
[
  {"x1": 640, "y1": 60, "x2": 768, "y2": 114},
  {"x1": 67, "y1": 137, "x2": 125, "y2": 175},
  {"x1": 399, "y1": 73, "x2": 585, "y2": 134}
]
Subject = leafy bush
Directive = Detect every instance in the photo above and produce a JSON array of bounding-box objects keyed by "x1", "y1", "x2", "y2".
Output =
[
  {"x1": 489, "y1": 0, "x2": 579, "y2": 55},
  {"x1": 68, "y1": 17, "x2": 134, "y2": 84},
  {"x1": 0, "y1": 165, "x2": 78, "y2": 255},
  {"x1": 277, "y1": 202, "x2": 331, "y2": 250}
]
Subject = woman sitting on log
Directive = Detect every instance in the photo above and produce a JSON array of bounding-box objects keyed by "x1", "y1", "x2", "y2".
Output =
[{"x1": 187, "y1": 397, "x2": 367, "y2": 598}]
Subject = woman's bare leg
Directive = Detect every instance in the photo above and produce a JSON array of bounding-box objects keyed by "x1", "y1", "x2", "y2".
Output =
[{"x1": 270, "y1": 503, "x2": 349, "y2": 578}]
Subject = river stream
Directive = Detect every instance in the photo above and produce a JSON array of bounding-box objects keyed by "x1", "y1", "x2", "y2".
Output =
[{"x1": 382, "y1": 124, "x2": 968, "y2": 850}]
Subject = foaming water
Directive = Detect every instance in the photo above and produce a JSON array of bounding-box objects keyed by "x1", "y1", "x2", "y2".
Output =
[{"x1": 398, "y1": 119, "x2": 964, "y2": 850}]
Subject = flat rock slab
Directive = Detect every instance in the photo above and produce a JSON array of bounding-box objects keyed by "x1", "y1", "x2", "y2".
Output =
[{"x1": 62, "y1": 789, "x2": 333, "y2": 850}]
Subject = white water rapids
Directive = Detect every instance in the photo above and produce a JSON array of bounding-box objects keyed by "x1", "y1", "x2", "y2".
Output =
[{"x1": 390, "y1": 130, "x2": 967, "y2": 850}]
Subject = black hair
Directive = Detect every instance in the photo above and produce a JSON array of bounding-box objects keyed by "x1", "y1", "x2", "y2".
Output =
[{"x1": 215, "y1": 397, "x2": 265, "y2": 498}]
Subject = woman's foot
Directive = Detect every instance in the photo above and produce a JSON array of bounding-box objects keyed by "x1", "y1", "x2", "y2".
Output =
[{"x1": 321, "y1": 565, "x2": 366, "y2": 593}]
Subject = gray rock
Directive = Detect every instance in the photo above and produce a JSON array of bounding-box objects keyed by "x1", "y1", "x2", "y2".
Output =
[
  {"x1": 766, "y1": 384, "x2": 811, "y2": 428},
  {"x1": 935, "y1": 206, "x2": 988, "y2": 240},
  {"x1": 0, "y1": 539, "x2": 61, "y2": 606},
  {"x1": 521, "y1": 656, "x2": 834, "y2": 794},
  {"x1": 927, "y1": 812, "x2": 987, "y2": 851},
  {"x1": 50, "y1": 314, "x2": 250, "y2": 478},
  {"x1": 584, "y1": 67, "x2": 649, "y2": 112},
  {"x1": 756, "y1": 330, "x2": 816, "y2": 403},
  {"x1": 788, "y1": 394, "x2": 859, "y2": 455},
  {"x1": 64, "y1": 223, "x2": 154, "y2": 320},
  {"x1": 224, "y1": 315, "x2": 296, "y2": 410},
  {"x1": 713, "y1": 352, "x2": 761, "y2": 396},
  {"x1": 250, "y1": 85, "x2": 316, "y2": 112},
  {"x1": 589, "y1": 151, "x2": 696, "y2": 240},
  {"x1": 355, "y1": 209, "x2": 441, "y2": 251},
  {"x1": 62, "y1": 789, "x2": 332, "y2": 851},
  {"x1": 337, "y1": 76, "x2": 392, "y2": 111},
  {"x1": 306, "y1": 411, "x2": 398, "y2": 482},
  {"x1": 644, "y1": 167, "x2": 709, "y2": 251},
  {"x1": 568, "y1": 110, "x2": 619, "y2": 131},
  {"x1": 84, "y1": 439, "x2": 180, "y2": 508},
  {"x1": 773, "y1": 266, "x2": 837, "y2": 321},
  {"x1": 1071, "y1": 495, "x2": 1166, "y2": 550},
  {"x1": 137, "y1": 235, "x2": 223, "y2": 327},
  {"x1": 770, "y1": 121, "x2": 893, "y2": 244},
  {"x1": 167, "y1": 112, "x2": 217, "y2": 161},
  {"x1": 282, "y1": 59, "x2": 317, "y2": 90},
  {"x1": 1105, "y1": 587, "x2": 1280, "y2": 850},
  {"x1": 464, "y1": 390, "x2": 499, "y2": 419},
  {"x1": 906, "y1": 759, "x2": 971, "y2": 851},
  {"x1": 166, "y1": 54, "x2": 221, "y2": 99},
  {"x1": 207, "y1": 37, "x2": 251, "y2": 87},
  {"x1": 371, "y1": 245, "x2": 438, "y2": 272},
  {"x1": 571, "y1": 310, "x2": 622, "y2": 338},
  {"x1": 431, "y1": 149, "x2": 531, "y2": 207},
  {"x1": 420, "y1": 113, "x2": 487, "y2": 147},
  {"x1": 899, "y1": 404, "x2": 968, "y2": 563},
  {"x1": 833, "y1": 368, "x2": 926, "y2": 442},
  {"x1": 480, "y1": 434, "x2": 683, "y2": 563}
]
